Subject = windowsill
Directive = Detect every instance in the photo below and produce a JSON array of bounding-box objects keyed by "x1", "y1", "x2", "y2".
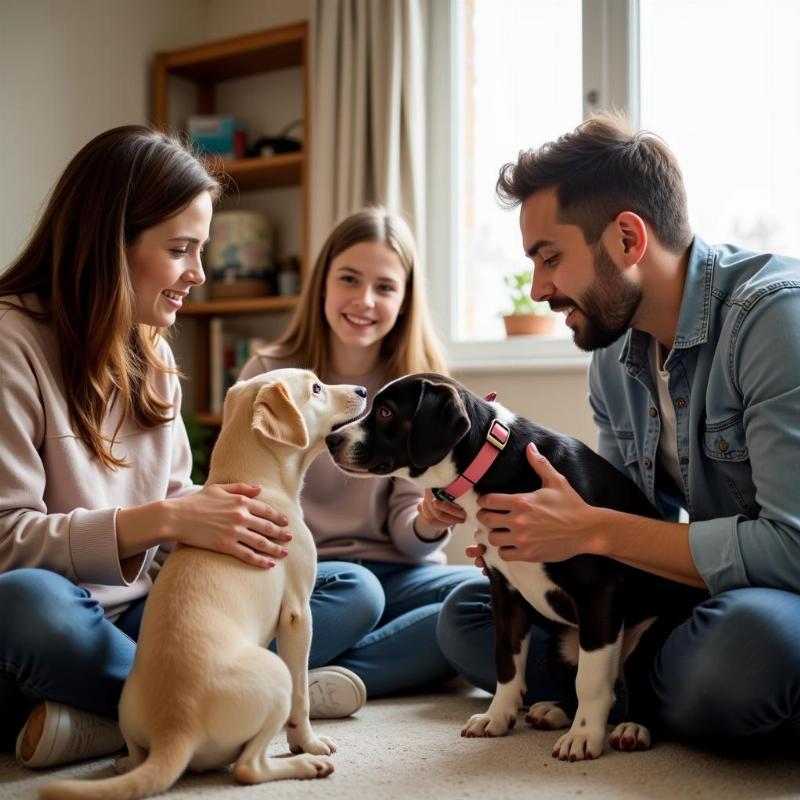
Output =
[
  {"x1": 450, "y1": 355, "x2": 590, "y2": 373},
  {"x1": 445, "y1": 335, "x2": 591, "y2": 374}
]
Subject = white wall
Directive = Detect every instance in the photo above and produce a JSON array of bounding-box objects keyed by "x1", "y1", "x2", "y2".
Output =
[
  {"x1": 0, "y1": 0, "x2": 214, "y2": 269},
  {"x1": 0, "y1": 0, "x2": 313, "y2": 269}
]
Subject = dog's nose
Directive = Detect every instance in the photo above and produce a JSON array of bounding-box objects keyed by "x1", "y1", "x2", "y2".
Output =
[
  {"x1": 355, "y1": 386, "x2": 367, "y2": 398},
  {"x1": 326, "y1": 433, "x2": 345, "y2": 452}
]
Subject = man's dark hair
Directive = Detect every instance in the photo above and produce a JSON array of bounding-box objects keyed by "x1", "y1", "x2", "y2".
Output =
[{"x1": 496, "y1": 114, "x2": 692, "y2": 253}]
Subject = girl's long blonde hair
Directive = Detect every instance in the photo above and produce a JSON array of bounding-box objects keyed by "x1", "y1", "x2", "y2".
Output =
[
  {"x1": 0, "y1": 125, "x2": 220, "y2": 469},
  {"x1": 268, "y1": 207, "x2": 447, "y2": 380}
]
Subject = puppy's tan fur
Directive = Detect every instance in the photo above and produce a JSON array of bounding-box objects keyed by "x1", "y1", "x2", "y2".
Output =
[{"x1": 41, "y1": 369, "x2": 366, "y2": 800}]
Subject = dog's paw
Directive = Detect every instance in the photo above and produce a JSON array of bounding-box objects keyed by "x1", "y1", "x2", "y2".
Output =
[
  {"x1": 552, "y1": 727, "x2": 606, "y2": 761},
  {"x1": 461, "y1": 712, "x2": 515, "y2": 738},
  {"x1": 289, "y1": 735, "x2": 337, "y2": 756},
  {"x1": 609, "y1": 721, "x2": 651, "y2": 752},
  {"x1": 234, "y1": 753, "x2": 335, "y2": 783},
  {"x1": 293, "y1": 753, "x2": 335, "y2": 779},
  {"x1": 525, "y1": 702, "x2": 571, "y2": 730}
]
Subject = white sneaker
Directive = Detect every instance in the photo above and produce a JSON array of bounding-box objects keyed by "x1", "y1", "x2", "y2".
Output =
[
  {"x1": 16, "y1": 701, "x2": 125, "y2": 768},
  {"x1": 308, "y1": 666, "x2": 367, "y2": 719}
]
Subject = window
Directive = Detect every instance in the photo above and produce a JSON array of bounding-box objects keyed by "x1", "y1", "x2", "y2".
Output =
[
  {"x1": 427, "y1": 0, "x2": 592, "y2": 370},
  {"x1": 456, "y1": 0, "x2": 582, "y2": 342},
  {"x1": 428, "y1": 0, "x2": 800, "y2": 370},
  {"x1": 639, "y1": 0, "x2": 800, "y2": 256}
]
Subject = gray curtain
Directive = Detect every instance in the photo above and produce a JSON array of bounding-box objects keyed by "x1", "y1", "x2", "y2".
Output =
[{"x1": 310, "y1": 0, "x2": 427, "y2": 257}]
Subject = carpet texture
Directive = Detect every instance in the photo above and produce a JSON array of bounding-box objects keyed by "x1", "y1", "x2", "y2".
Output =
[{"x1": 2, "y1": 688, "x2": 799, "y2": 800}]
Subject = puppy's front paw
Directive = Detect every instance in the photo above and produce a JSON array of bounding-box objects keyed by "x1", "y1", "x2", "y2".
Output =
[
  {"x1": 295, "y1": 753, "x2": 335, "y2": 779},
  {"x1": 525, "y1": 701, "x2": 571, "y2": 730},
  {"x1": 289, "y1": 734, "x2": 337, "y2": 756},
  {"x1": 609, "y1": 721, "x2": 651, "y2": 752},
  {"x1": 552, "y1": 726, "x2": 606, "y2": 761},
  {"x1": 461, "y1": 712, "x2": 515, "y2": 738}
]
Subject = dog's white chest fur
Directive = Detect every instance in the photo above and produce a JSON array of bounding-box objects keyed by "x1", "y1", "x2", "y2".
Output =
[{"x1": 458, "y1": 493, "x2": 575, "y2": 628}]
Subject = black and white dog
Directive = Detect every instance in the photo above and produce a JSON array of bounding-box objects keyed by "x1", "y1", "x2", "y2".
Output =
[{"x1": 326, "y1": 373, "x2": 705, "y2": 761}]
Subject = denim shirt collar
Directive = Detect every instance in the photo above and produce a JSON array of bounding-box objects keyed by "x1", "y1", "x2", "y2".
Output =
[{"x1": 619, "y1": 235, "x2": 714, "y2": 374}]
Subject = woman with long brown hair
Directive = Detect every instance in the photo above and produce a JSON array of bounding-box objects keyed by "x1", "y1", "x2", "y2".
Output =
[
  {"x1": 239, "y1": 208, "x2": 475, "y2": 713},
  {"x1": 0, "y1": 126, "x2": 293, "y2": 769}
]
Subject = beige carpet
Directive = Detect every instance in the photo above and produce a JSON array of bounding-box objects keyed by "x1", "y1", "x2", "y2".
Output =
[{"x1": 2, "y1": 688, "x2": 799, "y2": 800}]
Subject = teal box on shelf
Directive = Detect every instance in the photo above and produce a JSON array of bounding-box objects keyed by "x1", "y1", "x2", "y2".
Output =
[{"x1": 188, "y1": 115, "x2": 243, "y2": 158}]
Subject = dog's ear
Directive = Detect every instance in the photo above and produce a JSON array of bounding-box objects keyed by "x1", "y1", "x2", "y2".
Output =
[
  {"x1": 252, "y1": 381, "x2": 309, "y2": 449},
  {"x1": 407, "y1": 380, "x2": 471, "y2": 470}
]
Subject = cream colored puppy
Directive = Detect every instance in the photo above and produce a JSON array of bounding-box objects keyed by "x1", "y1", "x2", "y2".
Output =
[{"x1": 41, "y1": 369, "x2": 367, "y2": 800}]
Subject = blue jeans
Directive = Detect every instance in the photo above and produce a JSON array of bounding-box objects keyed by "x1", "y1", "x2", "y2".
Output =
[
  {"x1": 437, "y1": 577, "x2": 800, "y2": 742},
  {"x1": 0, "y1": 568, "x2": 146, "y2": 750},
  {"x1": 304, "y1": 560, "x2": 477, "y2": 698},
  {"x1": 0, "y1": 561, "x2": 476, "y2": 748}
]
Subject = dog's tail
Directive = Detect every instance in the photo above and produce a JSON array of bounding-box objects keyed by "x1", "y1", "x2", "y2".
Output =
[{"x1": 38, "y1": 734, "x2": 194, "y2": 800}]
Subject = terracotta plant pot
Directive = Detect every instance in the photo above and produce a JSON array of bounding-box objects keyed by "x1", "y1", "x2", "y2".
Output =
[{"x1": 502, "y1": 313, "x2": 558, "y2": 337}]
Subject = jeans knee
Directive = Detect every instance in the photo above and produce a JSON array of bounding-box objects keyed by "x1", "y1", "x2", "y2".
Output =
[
  {"x1": 0, "y1": 569, "x2": 96, "y2": 655},
  {"x1": 436, "y1": 578, "x2": 491, "y2": 667},
  {"x1": 655, "y1": 588, "x2": 800, "y2": 737},
  {"x1": 318, "y1": 562, "x2": 385, "y2": 630}
]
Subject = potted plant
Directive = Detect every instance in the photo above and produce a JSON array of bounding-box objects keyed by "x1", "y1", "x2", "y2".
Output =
[{"x1": 501, "y1": 269, "x2": 558, "y2": 336}]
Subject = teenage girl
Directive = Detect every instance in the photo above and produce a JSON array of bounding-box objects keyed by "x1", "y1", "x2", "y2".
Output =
[{"x1": 239, "y1": 207, "x2": 474, "y2": 714}]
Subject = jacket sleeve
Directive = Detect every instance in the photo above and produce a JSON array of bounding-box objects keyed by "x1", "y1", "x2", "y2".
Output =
[
  {"x1": 689, "y1": 289, "x2": 800, "y2": 594},
  {"x1": 0, "y1": 333, "x2": 143, "y2": 587},
  {"x1": 385, "y1": 477, "x2": 452, "y2": 560},
  {"x1": 587, "y1": 353, "x2": 627, "y2": 472}
]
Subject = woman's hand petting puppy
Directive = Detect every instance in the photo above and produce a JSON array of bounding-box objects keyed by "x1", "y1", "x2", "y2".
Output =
[{"x1": 117, "y1": 483, "x2": 292, "y2": 568}]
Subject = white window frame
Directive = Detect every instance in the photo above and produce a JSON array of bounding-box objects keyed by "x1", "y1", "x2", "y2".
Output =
[{"x1": 426, "y1": 0, "x2": 639, "y2": 373}]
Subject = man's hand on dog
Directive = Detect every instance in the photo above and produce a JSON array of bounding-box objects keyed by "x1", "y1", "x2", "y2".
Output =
[
  {"x1": 167, "y1": 483, "x2": 292, "y2": 568},
  {"x1": 473, "y1": 442, "x2": 595, "y2": 564}
]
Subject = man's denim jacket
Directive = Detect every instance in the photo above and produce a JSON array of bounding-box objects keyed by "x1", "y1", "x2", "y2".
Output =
[{"x1": 589, "y1": 236, "x2": 800, "y2": 596}]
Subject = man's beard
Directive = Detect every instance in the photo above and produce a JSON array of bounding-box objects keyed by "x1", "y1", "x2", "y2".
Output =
[{"x1": 571, "y1": 243, "x2": 642, "y2": 352}]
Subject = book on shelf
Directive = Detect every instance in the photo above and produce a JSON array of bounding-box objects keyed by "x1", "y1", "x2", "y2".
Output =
[{"x1": 208, "y1": 316, "x2": 267, "y2": 414}]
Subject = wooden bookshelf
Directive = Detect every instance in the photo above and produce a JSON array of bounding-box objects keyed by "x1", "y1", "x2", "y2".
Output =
[
  {"x1": 153, "y1": 26, "x2": 305, "y2": 85},
  {"x1": 179, "y1": 295, "x2": 299, "y2": 316},
  {"x1": 196, "y1": 413, "x2": 224, "y2": 427},
  {"x1": 152, "y1": 22, "x2": 309, "y2": 422},
  {"x1": 206, "y1": 152, "x2": 304, "y2": 192}
]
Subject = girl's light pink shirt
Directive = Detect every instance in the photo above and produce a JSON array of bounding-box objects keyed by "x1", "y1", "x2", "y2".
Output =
[
  {"x1": 0, "y1": 296, "x2": 197, "y2": 618},
  {"x1": 239, "y1": 353, "x2": 451, "y2": 565}
]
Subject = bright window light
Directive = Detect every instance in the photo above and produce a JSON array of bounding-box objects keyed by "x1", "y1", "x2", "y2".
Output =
[
  {"x1": 456, "y1": 0, "x2": 583, "y2": 342},
  {"x1": 639, "y1": 0, "x2": 800, "y2": 256}
]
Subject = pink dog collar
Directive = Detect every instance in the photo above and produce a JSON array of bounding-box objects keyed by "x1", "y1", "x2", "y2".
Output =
[{"x1": 432, "y1": 417, "x2": 510, "y2": 503}]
